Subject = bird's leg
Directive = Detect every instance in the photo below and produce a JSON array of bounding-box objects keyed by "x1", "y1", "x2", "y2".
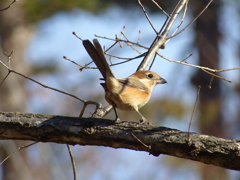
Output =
[
  {"x1": 136, "y1": 110, "x2": 152, "y2": 125},
  {"x1": 113, "y1": 106, "x2": 121, "y2": 122}
]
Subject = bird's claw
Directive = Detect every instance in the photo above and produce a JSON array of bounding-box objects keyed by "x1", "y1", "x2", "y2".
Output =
[
  {"x1": 114, "y1": 117, "x2": 121, "y2": 123},
  {"x1": 139, "y1": 118, "x2": 152, "y2": 125}
]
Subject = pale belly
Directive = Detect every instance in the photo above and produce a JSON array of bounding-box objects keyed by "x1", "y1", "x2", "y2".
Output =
[{"x1": 105, "y1": 91, "x2": 150, "y2": 111}]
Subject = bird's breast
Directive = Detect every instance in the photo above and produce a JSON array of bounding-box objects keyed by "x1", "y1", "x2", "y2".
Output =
[{"x1": 105, "y1": 86, "x2": 150, "y2": 111}]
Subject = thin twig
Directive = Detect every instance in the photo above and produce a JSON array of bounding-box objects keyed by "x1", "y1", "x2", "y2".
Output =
[
  {"x1": 3, "y1": 50, "x2": 14, "y2": 68},
  {"x1": 120, "y1": 31, "x2": 142, "y2": 54},
  {"x1": 105, "y1": 53, "x2": 146, "y2": 66},
  {"x1": 0, "y1": 71, "x2": 11, "y2": 87},
  {"x1": 138, "y1": 0, "x2": 158, "y2": 34},
  {"x1": 0, "y1": 60, "x2": 101, "y2": 108},
  {"x1": 166, "y1": 0, "x2": 189, "y2": 44},
  {"x1": 104, "y1": 52, "x2": 145, "y2": 61},
  {"x1": 116, "y1": 35, "x2": 123, "y2": 48},
  {"x1": 72, "y1": 31, "x2": 82, "y2": 41},
  {"x1": 63, "y1": 56, "x2": 83, "y2": 67},
  {"x1": 137, "y1": 1, "x2": 190, "y2": 70},
  {"x1": 167, "y1": 0, "x2": 213, "y2": 39},
  {"x1": 131, "y1": 133, "x2": 151, "y2": 149},
  {"x1": 95, "y1": 35, "x2": 240, "y2": 75},
  {"x1": 64, "y1": 55, "x2": 96, "y2": 72},
  {"x1": 149, "y1": 53, "x2": 157, "y2": 70},
  {"x1": 156, "y1": 52, "x2": 239, "y2": 75},
  {"x1": 201, "y1": 68, "x2": 232, "y2": 83},
  {"x1": 181, "y1": 53, "x2": 193, "y2": 62},
  {"x1": 79, "y1": 61, "x2": 95, "y2": 71},
  {"x1": 105, "y1": 41, "x2": 118, "y2": 52},
  {"x1": 151, "y1": 0, "x2": 170, "y2": 17},
  {"x1": 0, "y1": 0, "x2": 18, "y2": 12},
  {"x1": 208, "y1": 76, "x2": 214, "y2": 89},
  {"x1": 67, "y1": 145, "x2": 77, "y2": 180},
  {"x1": 120, "y1": 26, "x2": 126, "y2": 40},
  {"x1": 79, "y1": 103, "x2": 87, "y2": 117},
  {"x1": 161, "y1": 0, "x2": 189, "y2": 37},
  {"x1": 188, "y1": 86, "x2": 201, "y2": 142},
  {"x1": 0, "y1": 142, "x2": 38, "y2": 165},
  {"x1": 215, "y1": 67, "x2": 240, "y2": 73},
  {"x1": 95, "y1": 35, "x2": 144, "y2": 48}
]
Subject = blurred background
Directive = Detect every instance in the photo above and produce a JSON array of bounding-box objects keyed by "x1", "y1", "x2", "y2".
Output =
[{"x1": 0, "y1": 0, "x2": 240, "y2": 179}]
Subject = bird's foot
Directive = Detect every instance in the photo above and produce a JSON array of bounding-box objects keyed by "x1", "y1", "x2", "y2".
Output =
[
  {"x1": 139, "y1": 118, "x2": 152, "y2": 125},
  {"x1": 114, "y1": 117, "x2": 121, "y2": 123}
]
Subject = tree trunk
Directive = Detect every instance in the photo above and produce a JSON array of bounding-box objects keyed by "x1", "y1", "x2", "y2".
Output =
[
  {"x1": 191, "y1": 0, "x2": 227, "y2": 179},
  {"x1": 0, "y1": 1, "x2": 34, "y2": 179}
]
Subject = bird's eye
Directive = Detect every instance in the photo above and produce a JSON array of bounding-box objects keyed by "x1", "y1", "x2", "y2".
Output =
[{"x1": 147, "y1": 74, "x2": 153, "y2": 78}]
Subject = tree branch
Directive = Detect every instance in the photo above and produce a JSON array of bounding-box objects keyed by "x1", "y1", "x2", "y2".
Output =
[
  {"x1": 0, "y1": 112, "x2": 240, "y2": 170},
  {"x1": 0, "y1": 0, "x2": 18, "y2": 12}
]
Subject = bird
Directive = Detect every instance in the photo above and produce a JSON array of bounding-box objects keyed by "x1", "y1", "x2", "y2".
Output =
[{"x1": 82, "y1": 39, "x2": 167, "y2": 124}]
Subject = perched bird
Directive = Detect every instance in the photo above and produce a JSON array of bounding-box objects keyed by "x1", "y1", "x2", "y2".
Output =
[{"x1": 83, "y1": 39, "x2": 167, "y2": 123}]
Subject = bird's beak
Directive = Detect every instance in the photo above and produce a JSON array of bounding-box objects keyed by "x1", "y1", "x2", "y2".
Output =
[{"x1": 157, "y1": 78, "x2": 167, "y2": 84}]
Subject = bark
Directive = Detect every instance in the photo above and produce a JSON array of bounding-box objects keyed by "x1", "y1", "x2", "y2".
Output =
[{"x1": 0, "y1": 111, "x2": 239, "y2": 171}]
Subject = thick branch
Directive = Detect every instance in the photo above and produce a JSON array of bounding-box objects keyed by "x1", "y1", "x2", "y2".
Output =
[{"x1": 0, "y1": 112, "x2": 239, "y2": 170}]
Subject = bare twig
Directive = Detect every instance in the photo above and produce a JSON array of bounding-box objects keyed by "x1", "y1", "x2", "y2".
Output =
[
  {"x1": 67, "y1": 145, "x2": 77, "y2": 180},
  {"x1": 131, "y1": 133, "x2": 151, "y2": 149},
  {"x1": 167, "y1": 0, "x2": 214, "y2": 40},
  {"x1": 92, "y1": 0, "x2": 240, "y2": 83},
  {"x1": 105, "y1": 53, "x2": 146, "y2": 66},
  {"x1": 0, "y1": 71, "x2": 11, "y2": 87},
  {"x1": 0, "y1": 0, "x2": 18, "y2": 12},
  {"x1": 161, "y1": 0, "x2": 189, "y2": 37},
  {"x1": 104, "y1": 41, "x2": 118, "y2": 52},
  {"x1": 116, "y1": 34, "x2": 123, "y2": 48},
  {"x1": 138, "y1": 0, "x2": 158, "y2": 34},
  {"x1": 120, "y1": 26, "x2": 126, "y2": 40},
  {"x1": 94, "y1": 35, "x2": 240, "y2": 76},
  {"x1": 166, "y1": 0, "x2": 189, "y2": 44},
  {"x1": 79, "y1": 103, "x2": 88, "y2": 117},
  {"x1": 72, "y1": 31, "x2": 82, "y2": 41},
  {"x1": 63, "y1": 55, "x2": 96, "y2": 72},
  {"x1": 151, "y1": 0, "x2": 170, "y2": 17},
  {"x1": 0, "y1": 60, "x2": 101, "y2": 110},
  {"x1": 214, "y1": 67, "x2": 240, "y2": 73},
  {"x1": 0, "y1": 142, "x2": 38, "y2": 165},
  {"x1": 63, "y1": 56, "x2": 83, "y2": 67},
  {"x1": 138, "y1": 0, "x2": 190, "y2": 71},
  {"x1": 95, "y1": 35, "x2": 147, "y2": 49},
  {"x1": 3, "y1": 50, "x2": 14, "y2": 68},
  {"x1": 201, "y1": 68, "x2": 232, "y2": 83},
  {"x1": 188, "y1": 86, "x2": 201, "y2": 142},
  {"x1": 157, "y1": 52, "x2": 240, "y2": 74},
  {"x1": 79, "y1": 61, "x2": 95, "y2": 71},
  {"x1": 181, "y1": 53, "x2": 193, "y2": 62},
  {"x1": 105, "y1": 52, "x2": 145, "y2": 61},
  {"x1": 208, "y1": 76, "x2": 214, "y2": 89},
  {"x1": 149, "y1": 53, "x2": 157, "y2": 70},
  {"x1": 121, "y1": 31, "x2": 141, "y2": 54}
]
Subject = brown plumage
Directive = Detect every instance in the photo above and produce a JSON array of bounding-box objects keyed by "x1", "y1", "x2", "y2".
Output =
[{"x1": 83, "y1": 39, "x2": 167, "y2": 123}]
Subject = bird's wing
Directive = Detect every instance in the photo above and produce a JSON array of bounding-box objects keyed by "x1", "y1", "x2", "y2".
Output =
[{"x1": 118, "y1": 78, "x2": 147, "y2": 92}]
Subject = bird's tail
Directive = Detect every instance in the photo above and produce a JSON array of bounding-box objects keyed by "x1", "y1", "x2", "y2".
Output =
[{"x1": 82, "y1": 39, "x2": 115, "y2": 80}]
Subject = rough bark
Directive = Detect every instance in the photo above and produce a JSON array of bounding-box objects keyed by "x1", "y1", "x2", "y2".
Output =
[{"x1": 0, "y1": 112, "x2": 239, "y2": 171}]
